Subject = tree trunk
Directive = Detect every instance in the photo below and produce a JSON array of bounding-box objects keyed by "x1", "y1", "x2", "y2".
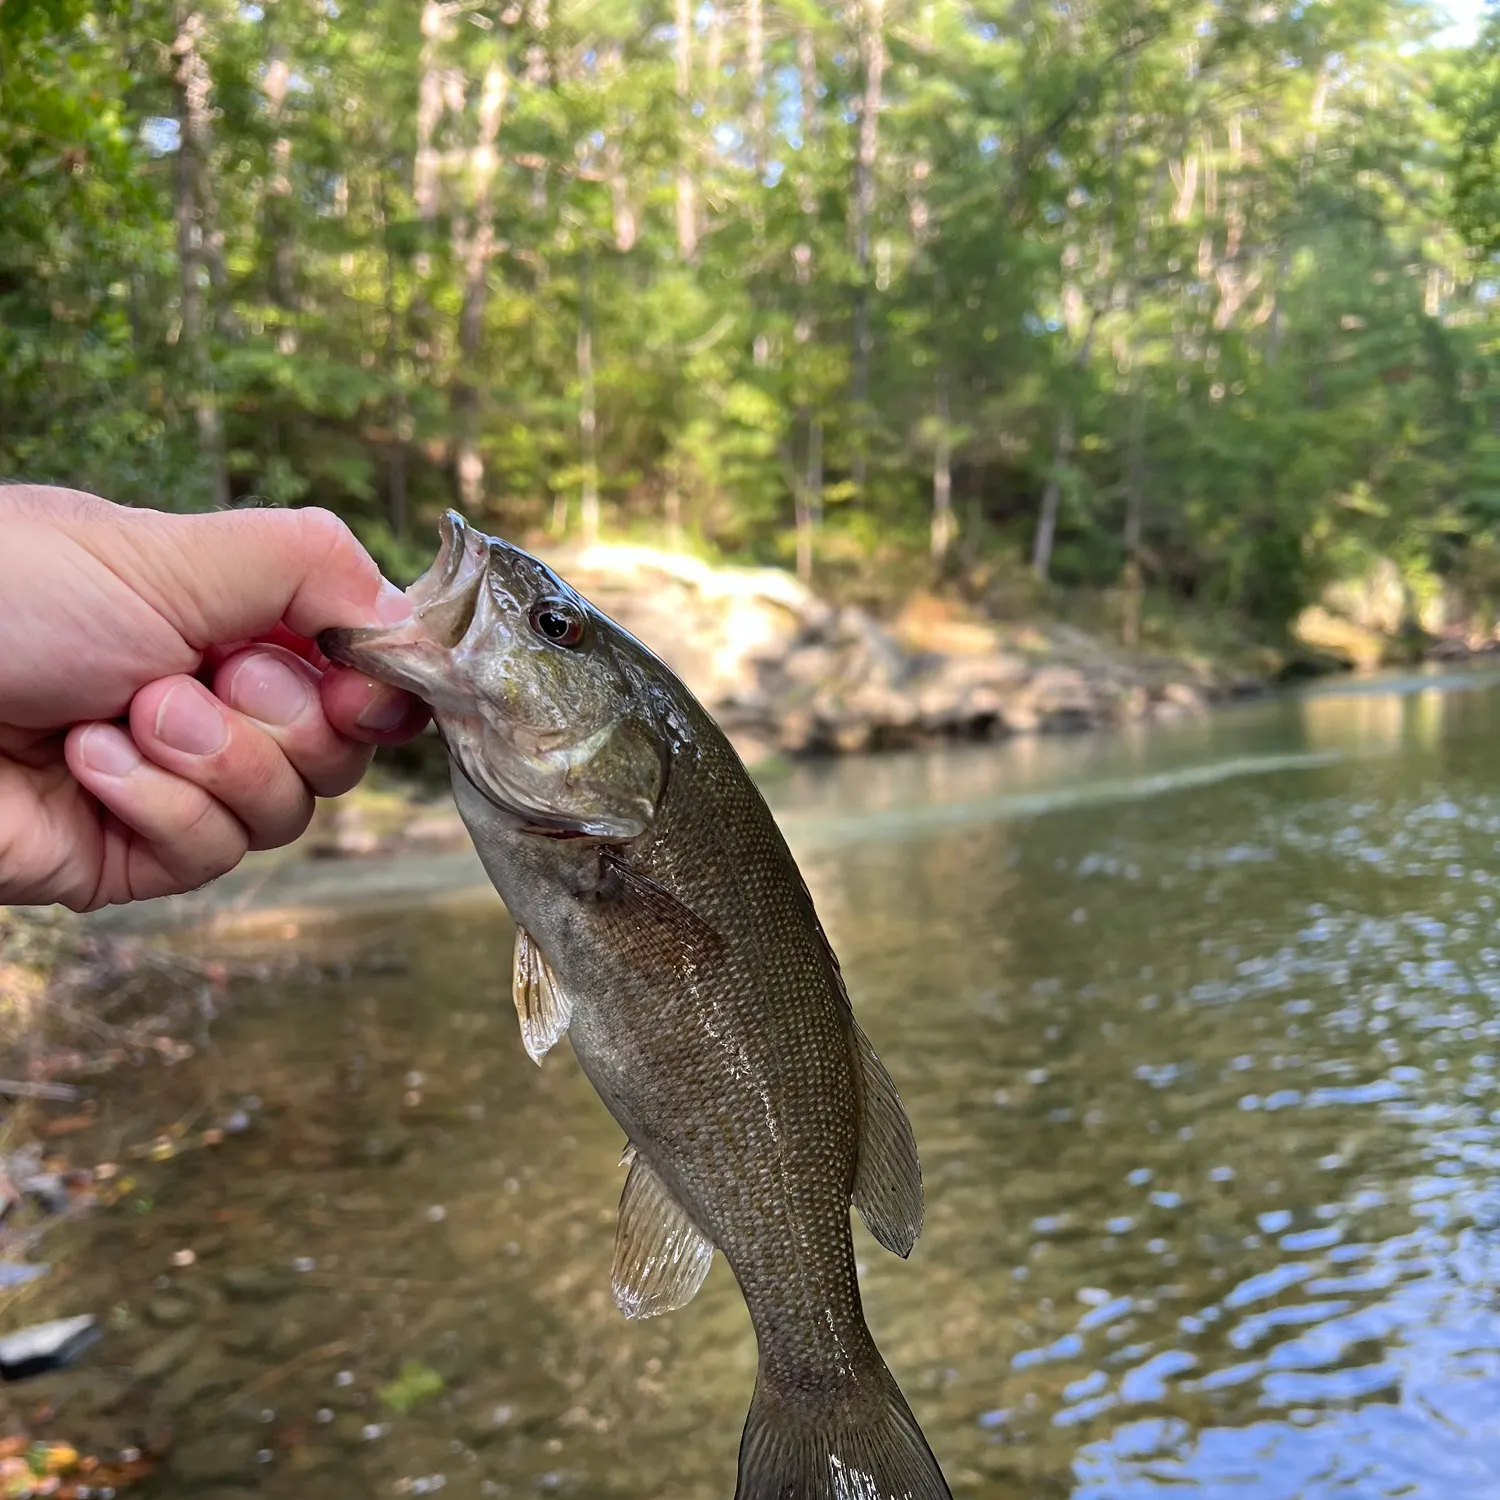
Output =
[
  {"x1": 961, "y1": 462, "x2": 987, "y2": 569},
  {"x1": 807, "y1": 415, "x2": 823, "y2": 531},
  {"x1": 172, "y1": 1, "x2": 229, "y2": 508},
  {"x1": 674, "y1": 0, "x2": 697, "y2": 258},
  {"x1": 706, "y1": 3, "x2": 722, "y2": 110},
  {"x1": 578, "y1": 260, "x2": 600, "y2": 546},
  {"x1": 452, "y1": 61, "x2": 506, "y2": 512},
  {"x1": 793, "y1": 407, "x2": 816, "y2": 583},
  {"x1": 1032, "y1": 405, "x2": 1074, "y2": 583},
  {"x1": 525, "y1": 0, "x2": 551, "y2": 210},
  {"x1": 414, "y1": 2, "x2": 452, "y2": 265},
  {"x1": 525, "y1": 0, "x2": 551, "y2": 85},
  {"x1": 602, "y1": 44, "x2": 637, "y2": 252},
  {"x1": 746, "y1": 0, "x2": 765, "y2": 173},
  {"x1": 1034, "y1": 309, "x2": 1097, "y2": 583},
  {"x1": 377, "y1": 174, "x2": 409, "y2": 536},
  {"x1": 606, "y1": 138, "x2": 637, "y2": 251},
  {"x1": 260, "y1": 1, "x2": 295, "y2": 348},
  {"x1": 1120, "y1": 378, "x2": 1147, "y2": 646},
  {"x1": 931, "y1": 365, "x2": 954, "y2": 561},
  {"x1": 849, "y1": 0, "x2": 884, "y2": 488},
  {"x1": 664, "y1": 460, "x2": 683, "y2": 548},
  {"x1": 797, "y1": 25, "x2": 816, "y2": 212}
]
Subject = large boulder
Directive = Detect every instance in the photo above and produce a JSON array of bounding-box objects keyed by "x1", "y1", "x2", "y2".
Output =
[
  {"x1": 1291, "y1": 604, "x2": 1389, "y2": 671},
  {"x1": 1299, "y1": 553, "x2": 1439, "y2": 670},
  {"x1": 1322, "y1": 555, "x2": 1408, "y2": 638},
  {"x1": 546, "y1": 543, "x2": 827, "y2": 707}
]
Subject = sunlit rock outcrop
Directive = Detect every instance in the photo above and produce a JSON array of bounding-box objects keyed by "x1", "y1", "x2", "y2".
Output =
[{"x1": 546, "y1": 544, "x2": 1260, "y2": 766}]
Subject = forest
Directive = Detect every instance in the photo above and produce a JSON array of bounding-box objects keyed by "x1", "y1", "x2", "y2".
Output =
[{"x1": 4, "y1": 0, "x2": 1500, "y2": 646}]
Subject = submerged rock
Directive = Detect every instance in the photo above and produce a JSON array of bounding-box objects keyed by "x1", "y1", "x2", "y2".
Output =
[
  {"x1": 145, "y1": 1293, "x2": 198, "y2": 1329},
  {"x1": 220, "y1": 1266, "x2": 296, "y2": 1303},
  {"x1": 170, "y1": 1431, "x2": 261, "y2": 1485},
  {"x1": 0, "y1": 1314, "x2": 100, "y2": 1381},
  {"x1": 0, "y1": 1263, "x2": 49, "y2": 1291},
  {"x1": 132, "y1": 1326, "x2": 199, "y2": 1381}
]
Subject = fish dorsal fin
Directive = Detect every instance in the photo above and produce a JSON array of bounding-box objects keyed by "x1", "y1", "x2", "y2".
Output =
[
  {"x1": 613, "y1": 1146, "x2": 715, "y2": 1320},
  {"x1": 850, "y1": 1020, "x2": 924, "y2": 1258},
  {"x1": 782, "y1": 854, "x2": 925, "y2": 1258},
  {"x1": 511, "y1": 927, "x2": 574, "y2": 1064}
]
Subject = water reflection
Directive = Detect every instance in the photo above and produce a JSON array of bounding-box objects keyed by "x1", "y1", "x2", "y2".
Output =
[{"x1": 16, "y1": 670, "x2": 1500, "y2": 1497}]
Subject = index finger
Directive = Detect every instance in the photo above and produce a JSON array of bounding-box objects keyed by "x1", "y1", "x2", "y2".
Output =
[{"x1": 74, "y1": 503, "x2": 415, "y2": 648}]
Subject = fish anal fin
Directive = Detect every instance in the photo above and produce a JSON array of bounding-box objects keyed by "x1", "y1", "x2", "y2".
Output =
[
  {"x1": 512, "y1": 927, "x2": 574, "y2": 1064},
  {"x1": 850, "y1": 1020, "x2": 924, "y2": 1258},
  {"x1": 612, "y1": 1148, "x2": 715, "y2": 1320}
]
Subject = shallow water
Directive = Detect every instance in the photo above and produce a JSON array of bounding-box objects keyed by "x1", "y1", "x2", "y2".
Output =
[{"x1": 19, "y1": 669, "x2": 1500, "y2": 1497}]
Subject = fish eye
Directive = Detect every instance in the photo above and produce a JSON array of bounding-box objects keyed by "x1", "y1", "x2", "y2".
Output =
[{"x1": 528, "y1": 599, "x2": 585, "y2": 648}]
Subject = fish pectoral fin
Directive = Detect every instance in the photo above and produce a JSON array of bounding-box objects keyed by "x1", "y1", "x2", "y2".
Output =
[
  {"x1": 612, "y1": 1148, "x2": 715, "y2": 1321},
  {"x1": 850, "y1": 1019, "x2": 925, "y2": 1259},
  {"x1": 597, "y1": 854, "x2": 727, "y2": 973},
  {"x1": 511, "y1": 927, "x2": 574, "y2": 1064}
]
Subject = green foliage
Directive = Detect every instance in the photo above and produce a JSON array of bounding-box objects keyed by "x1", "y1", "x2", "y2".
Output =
[
  {"x1": 1450, "y1": 3, "x2": 1500, "y2": 254},
  {"x1": 0, "y1": 0, "x2": 1496, "y2": 634}
]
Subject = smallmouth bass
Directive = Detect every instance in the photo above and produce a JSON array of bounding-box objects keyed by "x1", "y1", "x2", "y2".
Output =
[{"x1": 320, "y1": 513, "x2": 950, "y2": 1500}]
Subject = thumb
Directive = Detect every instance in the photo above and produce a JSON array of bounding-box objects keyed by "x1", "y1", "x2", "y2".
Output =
[{"x1": 85, "y1": 502, "x2": 413, "y2": 647}]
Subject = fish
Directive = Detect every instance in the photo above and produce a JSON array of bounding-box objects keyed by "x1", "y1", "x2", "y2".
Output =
[{"x1": 319, "y1": 513, "x2": 951, "y2": 1500}]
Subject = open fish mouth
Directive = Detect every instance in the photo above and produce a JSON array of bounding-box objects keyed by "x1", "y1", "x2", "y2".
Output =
[
  {"x1": 404, "y1": 509, "x2": 492, "y2": 646},
  {"x1": 317, "y1": 510, "x2": 492, "y2": 678}
]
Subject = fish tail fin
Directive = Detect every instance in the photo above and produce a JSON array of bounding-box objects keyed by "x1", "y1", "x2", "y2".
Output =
[{"x1": 735, "y1": 1357, "x2": 951, "y2": 1500}]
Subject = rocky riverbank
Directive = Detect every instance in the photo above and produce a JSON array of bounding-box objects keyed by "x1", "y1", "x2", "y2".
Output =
[
  {"x1": 296, "y1": 543, "x2": 1273, "y2": 859},
  {"x1": 540, "y1": 544, "x2": 1267, "y2": 767}
]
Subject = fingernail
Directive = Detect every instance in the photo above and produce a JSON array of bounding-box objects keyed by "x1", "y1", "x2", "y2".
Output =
[
  {"x1": 79, "y1": 725, "x2": 141, "y2": 777},
  {"x1": 155, "y1": 682, "x2": 228, "y2": 756},
  {"x1": 355, "y1": 684, "x2": 411, "y2": 733},
  {"x1": 375, "y1": 579, "x2": 413, "y2": 625},
  {"x1": 226, "y1": 653, "x2": 312, "y2": 727}
]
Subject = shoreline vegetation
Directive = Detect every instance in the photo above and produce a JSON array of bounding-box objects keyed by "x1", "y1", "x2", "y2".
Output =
[{"x1": 9, "y1": 0, "x2": 1500, "y2": 748}]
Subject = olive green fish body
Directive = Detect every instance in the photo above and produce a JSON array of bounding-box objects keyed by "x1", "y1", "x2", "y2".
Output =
[
  {"x1": 462, "y1": 691, "x2": 870, "y2": 1354},
  {"x1": 321, "y1": 515, "x2": 950, "y2": 1500}
]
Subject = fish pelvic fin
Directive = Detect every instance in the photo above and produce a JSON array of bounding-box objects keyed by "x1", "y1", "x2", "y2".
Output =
[
  {"x1": 612, "y1": 1146, "x2": 715, "y2": 1320},
  {"x1": 850, "y1": 1020, "x2": 924, "y2": 1259},
  {"x1": 512, "y1": 927, "x2": 574, "y2": 1064},
  {"x1": 736, "y1": 1357, "x2": 951, "y2": 1500}
]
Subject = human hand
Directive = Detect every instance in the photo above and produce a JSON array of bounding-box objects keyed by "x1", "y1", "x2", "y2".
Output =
[{"x1": 0, "y1": 486, "x2": 430, "y2": 910}]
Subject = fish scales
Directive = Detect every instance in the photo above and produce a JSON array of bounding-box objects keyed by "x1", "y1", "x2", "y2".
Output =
[{"x1": 321, "y1": 511, "x2": 951, "y2": 1500}]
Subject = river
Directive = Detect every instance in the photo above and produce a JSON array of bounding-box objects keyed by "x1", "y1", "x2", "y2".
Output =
[{"x1": 18, "y1": 666, "x2": 1500, "y2": 1498}]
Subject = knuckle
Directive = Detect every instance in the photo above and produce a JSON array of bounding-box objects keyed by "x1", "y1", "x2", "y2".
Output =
[
  {"x1": 174, "y1": 786, "x2": 241, "y2": 853},
  {"x1": 297, "y1": 506, "x2": 361, "y2": 570},
  {"x1": 159, "y1": 791, "x2": 248, "y2": 887},
  {"x1": 304, "y1": 744, "x2": 372, "y2": 800},
  {"x1": 228, "y1": 742, "x2": 314, "y2": 844}
]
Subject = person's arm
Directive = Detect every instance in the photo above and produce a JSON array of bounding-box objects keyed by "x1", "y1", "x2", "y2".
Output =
[{"x1": 0, "y1": 486, "x2": 429, "y2": 910}]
